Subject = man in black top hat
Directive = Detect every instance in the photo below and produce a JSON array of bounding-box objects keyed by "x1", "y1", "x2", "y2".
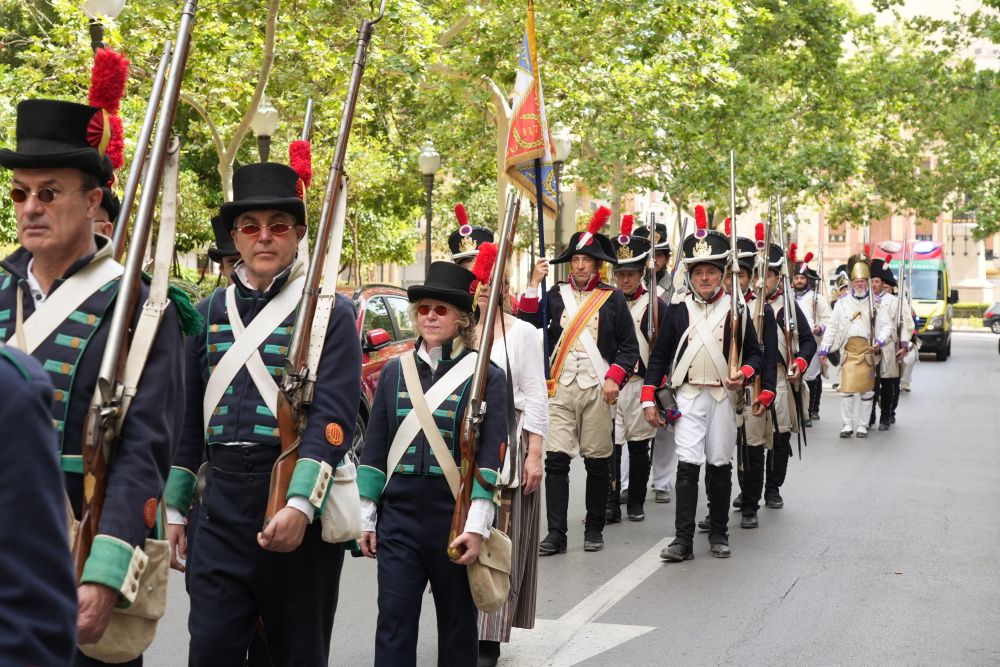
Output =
[
  {"x1": 207, "y1": 214, "x2": 241, "y2": 281},
  {"x1": 168, "y1": 162, "x2": 362, "y2": 665},
  {"x1": 519, "y1": 206, "x2": 639, "y2": 555},
  {"x1": 0, "y1": 98, "x2": 185, "y2": 664}
]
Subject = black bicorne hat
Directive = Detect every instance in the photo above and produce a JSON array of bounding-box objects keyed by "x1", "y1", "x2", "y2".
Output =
[
  {"x1": 634, "y1": 222, "x2": 671, "y2": 252},
  {"x1": 220, "y1": 162, "x2": 306, "y2": 229},
  {"x1": 550, "y1": 230, "x2": 618, "y2": 265},
  {"x1": 448, "y1": 226, "x2": 494, "y2": 261},
  {"x1": 208, "y1": 215, "x2": 240, "y2": 263},
  {"x1": 407, "y1": 261, "x2": 476, "y2": 313},
  {"x1": 870, "y1": 259, "x2": 897, "y2": 287},
  {"x1": 682, "y1": 229, "x2": 729, "y2": 271},
  {"x1": 735, "y1": 236, "x2": 757, "y2": 272},
  {"x1": 99, "y1": 187, "x2": 120, "y2": 223},
  {"x1": 0, "y1": 100, "x2": 112, "y2": 179},
  {"x1": 611, "y1": 234, "x2": 652, "y2": 272}
]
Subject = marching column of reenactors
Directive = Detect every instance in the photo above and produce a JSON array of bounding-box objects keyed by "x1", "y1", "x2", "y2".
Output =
[{"x1": 1, "y1": 61, "x2": 919, "y2": 667}]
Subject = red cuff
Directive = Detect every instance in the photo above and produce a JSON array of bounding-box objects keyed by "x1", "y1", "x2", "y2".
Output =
[
  {"x1": 793, "y1": 357, "x2": 808, "y2": 374},
  {"x1": 740, "y1": 365, "x2": 755, "y2": 383},
  {"x1": 758, "y1": 390, "x2": 775, "y2": 408},
  {"x1": 641, "y1": 385, "x2": 656, "y2": 403},
  {"x1": 518, "y1": 295, "x2": 539, "y2": 314},
  {"x1": 605, "y1": 364, "x2": 628, "y2": 387}
]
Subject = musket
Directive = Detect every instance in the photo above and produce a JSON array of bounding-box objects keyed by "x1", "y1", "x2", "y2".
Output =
[
  {"x1": 646, "y1": 211, "x2": 658, "y2": 346},
  {"x1": 112, "y1": 41, "x2": 172, "y2": 260},
  {"x1": 74, "y1": 0, "x2": 199, "y2": 581},
  {"x1": 751, "y1": 199, "x2": 773, "y2": 402},
  {"x1": 727, "y1": 151, "x2": 749, "y2": 469},
  {"x1": 448, "y1": 189, "x2": 522, "y2": 560},
  {"x1": 266, "y1": 1, "x2": 387, "y2": 526},
  {"x1": 774, "y1": 197, "x2": 808, "y2": 457},
  {"x1": 663, "y1": 216, "x2": 688, "y2": 305},
  {"x1": 814, "y1": 229, "x2": 824, "y2": 323}
]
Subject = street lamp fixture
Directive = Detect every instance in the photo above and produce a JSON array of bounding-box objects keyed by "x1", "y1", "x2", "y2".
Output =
[
  {"x1": 251, "y1": 97, "x2": 280, "y2": 163},
  {"x1": 83, "y1": 0, "x2": 126, "y2": 51},
  {"x1": 418, "y1": 139, "x2": 441, "y2": 276},
  {"x1": 551, "y1": 123, "x2": 573, "y2": 279}
]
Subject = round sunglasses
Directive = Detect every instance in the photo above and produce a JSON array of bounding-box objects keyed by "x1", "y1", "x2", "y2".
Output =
[
  {"x1": 417, "y1": 304, "x2": 453, "y2": 317},
  {"x1": 9, "y1": 186, "x2": 84, "y2": 204},
  {"x1": 235, "y1": 222, "x2": 293, "y2": 236}
]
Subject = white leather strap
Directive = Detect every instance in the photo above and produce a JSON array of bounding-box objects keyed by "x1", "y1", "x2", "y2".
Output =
[
  {"x1": 224, "y1": 285, "x2": 281, "y2": 416},
  {"x1": 671, "y1": 297, "x2": 730, "y2": 388},
  {"x1": 399, "y1": 354, "x2": 461, "y2": 499},
  {"x1": 558, "y1": 283, "x2": 609, "y2": 379},
  {"x1": 8, "y1": 256, "x2": 124, "y2": 353},
  {"x1": 384, "y1": 352, "x2": 477, "y2": 490},
  {"x1": 202, "y1": 274, "x2": 305, "y2": 430},
  {"x1": 629, "y1": 297, "x2": 650, "y2": 366}
]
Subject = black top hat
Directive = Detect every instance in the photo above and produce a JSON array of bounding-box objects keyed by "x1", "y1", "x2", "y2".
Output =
[
  {"x1": 208, "y1": 215, "x2": 240, "y2": 263},
  {"x1": 550, "y1": 231, "x2": 617, "y2": 265},
  {"x1": 682, "y1": 229, "x2": 729, "y2": 271},
  {"x1": 407, "y1": 261, "x2": 476, "y2": 313},
  {"x1": 220, "y1": 162, "x2": 306, "y2": 229},
  {"x1": 0, "y1": 100, "x2": 111, "y2": 179},
  {"x1": 99, "y1": 187, "x2": 120, "y2": 223},
  {"x1": 634, "y1": 222, "x2": 671, "y2": 252},
  {"x1": 448, "y1": 226, "x2": 494, "y2": 261},
  {"x1": 735, "y1": 236, "x2": 757, "y2": 272},
  {"x1": 612, "y1": 234, "x2": 651, "y2": 272}
]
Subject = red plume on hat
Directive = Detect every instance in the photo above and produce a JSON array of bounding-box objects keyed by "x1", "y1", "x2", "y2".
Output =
[
  {"x1": 618, "y1": 214, "x2": 634, "y2": 244},
  {"x1": 289, "y1": 140, "x2": 313, "y2": 199},
  {"x1": 88, "y1": 47, "x2": 130, "y2": 171},
  {"x1": 723, "y1": 217, "x2": 732, "y2": 237},
  {"x1": 883, "y1": 253, "x2": 893, "y2": 264},
  {"x1": 454, "y1": 203, "x2": 472, "y2": 236},
  {"x1": 863, "y1": 243, "x2": 871, "y2": 258},
  {"x1": 469, "y1": 241, "x2": 499, "y2": 299},
  {"x1": 577, "y1": 205, "x2": 610, "y2": 249},
  {"x1": 694, "y1": 205, "x2": 708, "y2": 239},
  {"x1": 755, "y1": 222, "x2": 765, "y2": 249},
  {"x1": 788, "y1": 243, "x2": 798, "y2": 265},
  {"x1": 803, "y1": 252, "x2": 814, "y2": 264}
]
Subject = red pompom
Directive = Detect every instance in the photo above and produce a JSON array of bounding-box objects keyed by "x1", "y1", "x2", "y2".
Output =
[
  {"x1": 695, "y1": 205, "x2": 708, "y2": 231},
  {"x1": 88, "y1": 48, "x2": 129, "y2": 114},
  {"x1": 755, "y1": 222, "x2": 765, "y2": 242},
  {"x1": 289, "y1": 140, "x2": 313, "y2": 188},
  {"x1": 471, "y1": 241, "x2": 498, "y2": 284},
  {"x1": 788, "y1": 243, "x2": 798, "y2": 264},
  {"x1": 454, "y1": 203, "x2": 468, "y2": 228},
  {"x1": 803, "y1": 252, "x2": 814, "y2": 264},
  {"x1": 620, "y1": 214, "x2": 634, "y2": 238},
  {"x1": 588, "y1": 206, "x2": 611, "y2": 235},
  {"x1": 724, "y1": 217, "x2": 731, "y2": 237}
]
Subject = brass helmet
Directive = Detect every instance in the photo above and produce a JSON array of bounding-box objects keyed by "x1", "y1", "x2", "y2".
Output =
[{"x1": 847, "y1": 246, "x2": 872, "y2": 281}]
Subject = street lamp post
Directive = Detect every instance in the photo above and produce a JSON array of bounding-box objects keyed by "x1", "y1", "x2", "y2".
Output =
[
  {"x1": 82, "y1": 0, "x2": 127, "y2": 51},
  {"x1": 250, "y1": 97, "x2": 280, "y2": 163},
  {"x1": 552, "y1": 124, "x2": 573, "y2": 281},
  {"x1": 418, "y1": 140, "x2": 441, "y2": 276}
]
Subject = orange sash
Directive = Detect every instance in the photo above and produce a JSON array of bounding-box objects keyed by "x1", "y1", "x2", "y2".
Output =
[{"x1": 546, "y1": 288, "x2": 613, "y2": 397}]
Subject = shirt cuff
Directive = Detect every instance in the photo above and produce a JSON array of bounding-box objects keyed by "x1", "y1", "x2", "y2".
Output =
[
  {"x1": 793, "y1": 357, "x2": 808, "y2": 374},
  {"x1": 463, "y1": 498, "x2": 495, "y2": 538},
  {"x1": 875, "y1": 338, "x2": 884, "y2": 347},
  {"x1": 166, "y1": 506, "x2": 187, "y2": 526},
  {"x1": 605, "y1": 364, "x2": 628, "y2": 387},
  {"x1": 286, "y1": 495, "x2": 315, "y2": 523},
  {"x1": 641, "y1": 384, "x2": 657, "y2": 404},
  {"x1": 818, "y1": 347, "x2": 829, "y2": 357},
  {"x1": 758, "y1": 390, "x2": 775, "y2": 408},
  {"x1": 360, "y1": 497, "x2": 378, "y2": 533},
  {"x1": 740, "y1": 365, "x2": 755, "y2": 381},
  {"x1": 519, "y1": 293, "x2": 540, "y2": 313},
  {"x1": 900, "y1": 340, "x2": 909, "y2": 350},
  {"x1": 641, "y1": 400, "x2": 656, "y2": 409}
]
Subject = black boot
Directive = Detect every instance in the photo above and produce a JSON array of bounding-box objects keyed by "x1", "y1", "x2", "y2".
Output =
[
  {"x1": 478, "y1": 640, "x2": 501, "y2": 667},
  {"x1": 540, "y1": 452, "x2": 570, "y2": 555},
  {"x1": 808, "y1": 378, "x2": 822, "y2": 421},
  {"x1": 626, "y1": 439, "x2": 651, "y2": 521},
  {"x1": 606, "y1": 445, "x2": 622, "y2": 524},
  {"x1": 878, "y1": 378, "x2": 894, "y2": 429},
  {"x1": 705, "y1": 463, "x2": 733, "y2": 557},
  {"x1": 583, "y1": 456, "x2": 611, "y2": 551},
  {"x1": 765, "y1": 433, "x2": 791, "y2": 509},
  {"x1": 741, "y1": 446, "x2": 765, "y2": 528},
  {"x1": 664, "y1": 461, "x2": 700, "y2": 560},
  {"x1": 888, "y1": 378, "x2": 901, "y2": 424}
]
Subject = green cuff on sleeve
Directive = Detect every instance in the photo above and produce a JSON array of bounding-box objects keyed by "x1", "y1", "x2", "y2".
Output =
[
  {"x1": 357, "y1": 465, "x2": 387, "y2": 504},
  {"x1": 287, "y1": 458, "x2": 334, "y2": 510},
  {"x1": 164, "y1": 466, "x2": 198, "y2": 514},
  {"x1": 80, "y1": 535, "x2": 149, "y2": 607},
  {"x1": 471, "y1": 468, "x2": 499, "y2": 505}
]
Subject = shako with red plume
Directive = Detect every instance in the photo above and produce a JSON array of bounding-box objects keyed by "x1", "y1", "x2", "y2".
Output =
[
  {"x1": 755, "y1": 222, "x2": 766, "y2": 249},
  {"x1": 694, "y1": 205, "x2": 708, "y2": 239},
  {"x1": 289, "y1": 140, "x2": 313, "y2": 199},
  {"x1": 88, "y1": 47, "x2": 129, "y2": 174},
  {"x1": 468, "y1": 241, "x2": 499, "y2": 302},
  {"x1": 448, "y1": 205, "x2": 494, "y2": 259},
  {"x1": 618, "y1": 214, "x2": 635, "y2": 245},
  {"x1": 577, "y1": 205, "x2": 611, "y2": 250}
]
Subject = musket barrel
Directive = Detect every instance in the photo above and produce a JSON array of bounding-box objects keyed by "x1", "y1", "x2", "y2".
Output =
[{"x1": 301, "y1": 98, "x2": 315, "y2": 142}]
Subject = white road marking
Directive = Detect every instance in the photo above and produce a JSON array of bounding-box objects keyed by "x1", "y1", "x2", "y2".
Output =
[{"x1": 502, "y1": 538, "x2": 671, "y2": 665}]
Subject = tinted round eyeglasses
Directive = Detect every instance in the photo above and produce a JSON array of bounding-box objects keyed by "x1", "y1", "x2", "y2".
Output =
[
  {"x1": 9, "y1": 186, "x2": 82, "y2": 204},
  {"x1": 417, "y1": 304, "x2": 452, "y2": 317},
  {"x1": 236, "y1": 222, "x2": 293, "y2": 236}
]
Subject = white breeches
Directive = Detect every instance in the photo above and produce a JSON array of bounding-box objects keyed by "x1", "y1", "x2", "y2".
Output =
[
  {"x1": 840, "y1": 392, "x2": 874, "y2": 430},
  {"x1": 673, "y1": 390, "x2": 737, "y2": 467},
  {"x1": 621, "y1": 427, "x2": 679, "y2": 492}
]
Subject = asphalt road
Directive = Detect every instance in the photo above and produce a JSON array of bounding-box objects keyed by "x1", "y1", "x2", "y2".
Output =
[{"x1": 147, "y1": 331, "x2": 1000, "y2": 666}]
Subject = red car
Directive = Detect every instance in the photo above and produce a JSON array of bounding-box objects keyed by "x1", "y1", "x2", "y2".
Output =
[{"x1": 338, "y1": 283, "x2": 416, "y2": 462}]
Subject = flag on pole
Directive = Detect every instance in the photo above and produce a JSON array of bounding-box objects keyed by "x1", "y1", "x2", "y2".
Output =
[{"x1": 504, "y1": 1, "x2": 558, "y2": 219}]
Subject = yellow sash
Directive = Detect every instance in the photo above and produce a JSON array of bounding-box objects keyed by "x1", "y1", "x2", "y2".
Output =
[{"x1": 546, "y1": 288, "x2": 613, "y2": 397}]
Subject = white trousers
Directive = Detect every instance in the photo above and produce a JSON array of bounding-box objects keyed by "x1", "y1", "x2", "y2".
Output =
[
  {"x1": 673, "y1": 389, "x2": 737, "y2": 467},
  {"x1": 840, "y1": 392, "x2": 874, "y2": 431},
  {"x1": 621, "y1": 427, "x2": 679, "y2": 493},
  {"x1": 901, "y1": 345, "x2": 918, "y2": 386}
]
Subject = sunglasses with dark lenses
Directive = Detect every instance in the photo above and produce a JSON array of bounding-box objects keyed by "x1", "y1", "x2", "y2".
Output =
[
  {"x1": 10, "y1": 187, "x2": 64, "y2": 204},
  {"x1": 236, "y1": 222, "x2": 293, "y2": 236},
  {"x1": 417, "y1": 304, "x2": 452, "y2": 317}
]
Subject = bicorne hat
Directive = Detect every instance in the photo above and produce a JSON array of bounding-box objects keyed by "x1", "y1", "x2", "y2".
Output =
[
  {"x1": 0, "y1": 100, "x2": 115, "y2": 180},
  {"x1": 870, "y1": 258, "x2": 897, "y2": 287},
  {"x1": 551, "y1": 205, "x2": 617, "y2": 265},
  {"x1": 220, "y1": 162, "x2": 306, "y2": 229},
  {"x1": 208, "y1": 215, "x2": 240, "y2": 263},
  {"x1": 407, "y1": 261, "x2": 477, "y2": 313},
  {"x1": 634, "y1": 220, "x2": 671, "y2": 253}
]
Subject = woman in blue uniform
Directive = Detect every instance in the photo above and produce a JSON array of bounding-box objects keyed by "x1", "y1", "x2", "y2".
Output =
[{"x1": 358, "y1": 261, "x2": 508, "y2": 666}]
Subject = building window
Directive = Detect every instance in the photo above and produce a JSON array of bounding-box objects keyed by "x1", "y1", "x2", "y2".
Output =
[
  {"x1": 916, "y1": 234, "x2": 933, "y2": 241},
  {"x1": 828, "y1": 229, "x2": 846, "y2": 243}
]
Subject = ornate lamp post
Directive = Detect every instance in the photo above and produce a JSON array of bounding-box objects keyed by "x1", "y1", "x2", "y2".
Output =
[
  {"x1": 418, "y1": 140, "x2": 441, "y2": 276},
  {"x1": 83, "y1": 0, "x2": 126, "y2": 51},
  {"x1": 250, "y1": 97, "x2": 280, "y2": 162}
]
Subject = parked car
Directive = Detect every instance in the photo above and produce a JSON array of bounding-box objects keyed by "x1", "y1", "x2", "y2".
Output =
[
  {"x1": 984, "y1": 302, "x2": 1000, "y2": 334},
  {"x1": 338, "y1": 283, "x2": 416, "y2": 463}
]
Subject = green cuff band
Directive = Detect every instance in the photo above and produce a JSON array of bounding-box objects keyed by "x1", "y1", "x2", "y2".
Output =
[
  {"x1": 287, "y1": 458, "x2": 333, "y2": 509},
  {"x1": 81, "y1": 535, "x2": 138, "y2": 606},
  {"x1": 61, "y1": 455, "x2": 83, "y2": 474},
  {"x1": 357, "y1": 465, "x2": 386, "y2": 504},
  {"x1": 164, "y1": 466, "x2": 197, "y2": 514},
  {"x1": 472, "y1": 468, "x2": 499, "y2": 505}
]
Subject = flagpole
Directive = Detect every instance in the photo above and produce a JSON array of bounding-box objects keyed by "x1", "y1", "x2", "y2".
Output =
[{"x1": 534, "y1": 156, "x2": 551, "y2": 379}]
